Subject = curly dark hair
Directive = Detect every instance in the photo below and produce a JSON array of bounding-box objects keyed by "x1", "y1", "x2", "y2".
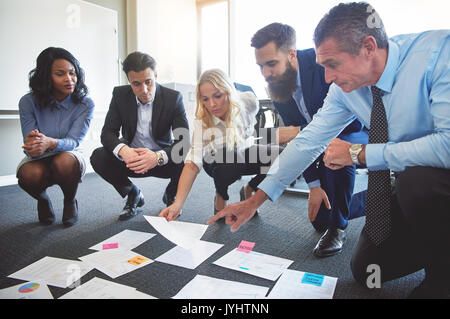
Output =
[{"x1": 28, "y1": 47, "x2": 89, "y2": 108}]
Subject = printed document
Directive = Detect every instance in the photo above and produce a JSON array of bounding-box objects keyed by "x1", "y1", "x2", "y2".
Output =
[
  {"x1": 89, "y1": 229, "x2": 156, "y2": 251},
  {"x1": 79, "y1": 249, "x2": 153, "y2": 279},
  {"x1": 59, "y1": 277, "x2": 156, "y2": 299},
  {"x1": 173, "y1": 275, "x2": 269, "y2": 299},
  {"x1": 0, "y1": 281, "x2": 53, "y2": 299},
  {"x1": 267, "y1": 269, "x2": 337, "y2": 299},
  {"x1": 8, "y1": 256, "x2": 92, "y2": 288},
  {"x1": 212, "y1": 248, "x2": 293, "y2": 281}
]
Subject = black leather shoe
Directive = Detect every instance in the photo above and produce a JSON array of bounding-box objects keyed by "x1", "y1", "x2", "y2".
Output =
[
  {"x1": 37, "y1": 199, "x2": 55, "y2": 225},
  {"x1": 162, "y1": 191, "x2": 175, "y2": 207},
  {"x1": 62, "y1": 199, "x2": 78, "y2": 227},
  {"x1": 313, "y1": 228, "x2": 347, "y2": 258},
  {"x1": 118, "y1": 190, "x2": 145, "y2": 221}
]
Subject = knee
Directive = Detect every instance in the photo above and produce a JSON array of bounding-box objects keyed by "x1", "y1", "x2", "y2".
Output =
[
  {"x1": 50, "y1": 153, "x2": 78, "y2": 177},
  {"x1": 396, "y1": 167, "x2": 435, "y2": 217},
  {"x1": 90, "y1": 147, "x2": 108, "y2": 172},
  {"x1": 17, "y1": 166, "x2": 46, "y2": 187},
  {"x1": 350, "y1": 252, "x2": 371, "y2": 288},
  {"x1": 213, "y1": 164, "x2": 239, "y2": 184}
]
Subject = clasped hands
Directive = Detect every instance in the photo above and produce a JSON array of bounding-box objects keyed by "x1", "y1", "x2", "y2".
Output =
[
  {"x1": 22, "y1": 129, "x2": 57, "y2": 157},
  {"x1": 118, "y1": 145, "x2": 158, "y2": 174}
]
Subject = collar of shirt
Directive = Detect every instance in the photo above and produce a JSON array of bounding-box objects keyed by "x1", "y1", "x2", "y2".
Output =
[
  {"x1": 293, "y1": 67, "x2": 303, "y2": 98},
  {"x1": 375, "y1": 40, "x2": 400, "y2": 94},
  {"x1": 135, "y1": 96, "x2": 153, "y2": 109},
  {"x1": 211, "y1": 115, "x2": 225, "y2": 126},
  {"x1": 53, "y1": 94, "x2": 72, "y2": 110}
]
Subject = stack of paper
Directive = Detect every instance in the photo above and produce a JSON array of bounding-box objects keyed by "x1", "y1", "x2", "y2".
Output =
[
  {"x1": 267, "y1": 269, "x2": 337, "y2": 299},
  {"x1": 59, "y1": 277, "x2": 156, "y2": 299},
  {"x1": 172, "y1": 275, "x2": 269, "y2": 299}
]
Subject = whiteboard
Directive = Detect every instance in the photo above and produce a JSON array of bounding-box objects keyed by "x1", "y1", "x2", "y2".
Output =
[{"x1": 0, "y1": 0, "x2": 119, "y2": 113}]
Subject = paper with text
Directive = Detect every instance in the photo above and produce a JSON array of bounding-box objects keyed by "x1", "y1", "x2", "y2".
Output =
[
  {"x1": 79, "y1": 249, "x2": 153, "y2": 279},
  {"x1": 59, "y1": 277, "x2": 157, "y2": 299},
  {"x1": 8, "y1": 256, "x2": 93, "y2": 288},
  {"x1": 212, "y1": 248, "x2": 293, "y2": 281},
  {"x1": 0, "y1": 281, "x2": 53, "y2": 299},
  {"x1": 267, "y1": 269, "x2": 337, "y2": 299},
  {"x1": 89, "y1": 229, "x2": 156, "y2": 251},
  {"x1": 172, "y1": 275, "x2": 269, "y2": 299}
]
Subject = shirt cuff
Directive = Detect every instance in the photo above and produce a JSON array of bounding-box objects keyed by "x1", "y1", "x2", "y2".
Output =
[
  {"x1": 53, "y1": 139, "x2": 63, "y2": 153},
  {"x1": 258, "y1": 176, "x2": 286, "y2": 202},
  {"x1": 365, "y1": 143, "x2": 388, "y2": 170},
  {"x1": 113, "y1": 143, "x2": 126, "y2": 161},
  {"x1": 307, "y1": 179, "x2": 321, "y2": 189},
  {"x1": 158, "y1": 150, "x2": 169, "y2": 165}
]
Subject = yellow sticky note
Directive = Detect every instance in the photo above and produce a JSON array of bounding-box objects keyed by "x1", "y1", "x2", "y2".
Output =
[{"x1": 127, "y1": 255, "x2": 150, "y2": 266}]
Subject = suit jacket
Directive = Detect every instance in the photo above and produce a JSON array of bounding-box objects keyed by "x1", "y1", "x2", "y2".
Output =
[
  {"x1": 272, "y1": 48, "x2": 363, "y2": 184},
  {"x1": 100, "y1": 83, "x2": 189, "y2": 163}
]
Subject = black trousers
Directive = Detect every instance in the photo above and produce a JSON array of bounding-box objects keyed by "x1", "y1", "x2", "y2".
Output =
[
  {"x1": 203, "y1": 144, "x2": 283, "y2": 201},
  {"x1": 90, "y1": 147, "x2": 184, "y2": 198},
  {"x1": 351, "y1": 166, "x2": 450, "y2": 289}
]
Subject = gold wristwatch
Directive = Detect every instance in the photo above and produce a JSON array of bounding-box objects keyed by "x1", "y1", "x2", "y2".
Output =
[
  {"x1": 156, "y1": 151, "x2": 164, "y2": 166},
  {"x1": 349, "y1": 144, "x2": 363, "y2": 165}
]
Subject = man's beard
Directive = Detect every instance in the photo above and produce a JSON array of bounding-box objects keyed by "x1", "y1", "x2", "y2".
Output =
[{"x1": 267, "y1": 62, "x2": 298, "y2": 103}]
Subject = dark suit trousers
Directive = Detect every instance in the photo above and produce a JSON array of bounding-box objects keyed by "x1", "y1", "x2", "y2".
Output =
[
  {"x1": 90, "y1": 147, "x2": 183, "y2": 198},
  {"x1": 203, "y1": 144, "x2": 282, "y2": 201},
  {"x1": 350, "y1": 166, "x2": 450, "y2": 290}
]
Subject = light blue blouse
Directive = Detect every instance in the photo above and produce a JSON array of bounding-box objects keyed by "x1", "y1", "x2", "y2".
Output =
[{"x1": 18, "y1": 93, "x2": 95, "y2": 158}]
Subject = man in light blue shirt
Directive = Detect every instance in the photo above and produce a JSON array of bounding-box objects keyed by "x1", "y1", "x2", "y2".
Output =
[{"x1": 209, "y1": 2, "x2": 450, "y2": 298}]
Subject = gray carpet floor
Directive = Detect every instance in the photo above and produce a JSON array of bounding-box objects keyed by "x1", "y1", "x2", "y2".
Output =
[{"x1": 0, "y1": 170, "x2": 424, "y2": 299}]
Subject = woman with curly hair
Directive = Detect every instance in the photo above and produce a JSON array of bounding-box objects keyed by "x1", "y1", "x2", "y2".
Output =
[{"x1": 17, "y1": 47, "x2": 94, "y2": 227}]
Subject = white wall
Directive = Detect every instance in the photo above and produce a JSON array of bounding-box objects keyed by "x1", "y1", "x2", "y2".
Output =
[{"x1": 134, "y1": 0, "x2": 198, "y2": 85}]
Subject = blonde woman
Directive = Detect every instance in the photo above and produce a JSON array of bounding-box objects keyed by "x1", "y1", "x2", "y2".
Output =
[{"x1": 159, "y1": 69, "x2": 286, "y2": 221}]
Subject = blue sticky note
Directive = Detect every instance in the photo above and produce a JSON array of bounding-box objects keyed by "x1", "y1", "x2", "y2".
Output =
[{"x1": 302, "y1": 273, "x2": 324, "y2": 286}]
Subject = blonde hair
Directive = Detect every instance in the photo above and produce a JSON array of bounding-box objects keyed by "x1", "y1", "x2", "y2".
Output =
[{"x1": 195, "y1": 69, "x2": 244, "y2": 150}]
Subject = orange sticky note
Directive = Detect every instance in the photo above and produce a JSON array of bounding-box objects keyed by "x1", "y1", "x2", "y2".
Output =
[
  {"x1": 237, "y1": 240, "x2": 255, "y2": 253},
  {"x1": 127, "y1": 255, "x2": 150, "y2": 266}
]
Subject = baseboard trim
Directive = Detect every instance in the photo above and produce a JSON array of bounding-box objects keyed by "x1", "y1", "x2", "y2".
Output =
[{"x1": 0, "y1": 175, "x2": 18, "y2": 187}]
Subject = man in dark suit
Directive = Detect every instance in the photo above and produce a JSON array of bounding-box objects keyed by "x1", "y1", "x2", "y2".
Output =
[
  {"x1": 250, "y1": 23, "x2": 368, "y2": 257},
  {"x1": 91, "y1": 52, "x2": 189, "y2": 221}
]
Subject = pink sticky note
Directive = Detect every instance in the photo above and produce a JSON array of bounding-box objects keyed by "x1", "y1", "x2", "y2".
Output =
[
  {"x1": 237, "y1": 240, "x2": 255, "y2": 253},
  {"x1": 102, "y1": 243, "x2": 119, "y2": 250}
]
